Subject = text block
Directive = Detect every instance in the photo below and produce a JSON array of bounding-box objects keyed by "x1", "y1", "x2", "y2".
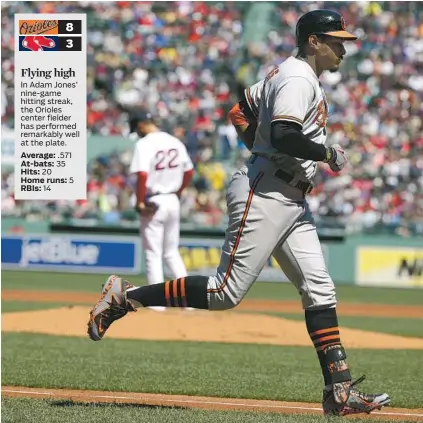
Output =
[{"x1": 14, "y1": 14, "x2": 87, "y2": 200}]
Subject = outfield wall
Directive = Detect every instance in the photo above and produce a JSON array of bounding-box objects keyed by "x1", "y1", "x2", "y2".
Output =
[{"x1": 1, "y1": 231, "x2": 422, "y2": 288}]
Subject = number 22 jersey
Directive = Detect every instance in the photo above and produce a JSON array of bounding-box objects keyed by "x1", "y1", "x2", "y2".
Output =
[{"x1": 130, "y1": 131, "x2": 194, "y2": 196}]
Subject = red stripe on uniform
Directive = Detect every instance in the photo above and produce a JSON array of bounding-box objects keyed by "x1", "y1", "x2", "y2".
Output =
[{"x1": 207, "y1": 172, "x2": 264, "y2": 294}]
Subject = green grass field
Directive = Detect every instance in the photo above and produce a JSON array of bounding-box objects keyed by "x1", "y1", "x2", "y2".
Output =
[
  {"x1": 2, "y1": 270, "x2": 423, "y2": 422},
  {"x1": 2, "y1": 332, "x2": 423, "y2": 407},
  {"x1": 256, "y1": 311, "x2": 423, "y2": 339}
]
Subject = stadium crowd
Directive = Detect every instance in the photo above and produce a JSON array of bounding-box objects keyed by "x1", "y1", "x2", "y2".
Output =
[{"x1": 1, "y1": 1, "x2": 423, "y2": 235}]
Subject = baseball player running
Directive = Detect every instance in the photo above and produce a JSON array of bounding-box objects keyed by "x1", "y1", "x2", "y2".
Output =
[
  {"x1": 128, "y1": 111, "x2": 194, "y2": 310},
  {"x1": 88, "y1": 10, "x2": 390, "y2": 416}
]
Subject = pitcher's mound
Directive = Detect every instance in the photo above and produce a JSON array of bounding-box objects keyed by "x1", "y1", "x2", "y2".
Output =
[{"x1": 2, "y1": 307, "x2": 423, "y2": 349}]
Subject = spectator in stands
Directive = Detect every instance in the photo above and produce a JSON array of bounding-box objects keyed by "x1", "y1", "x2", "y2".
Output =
[{"x1": 1, "y1": 1, "x2": 422, "y2": 235}]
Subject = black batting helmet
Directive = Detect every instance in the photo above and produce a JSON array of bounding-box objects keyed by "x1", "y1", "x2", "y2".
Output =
[{"x1": 295, "y1": 10, "x2": 357, "y2": 47}]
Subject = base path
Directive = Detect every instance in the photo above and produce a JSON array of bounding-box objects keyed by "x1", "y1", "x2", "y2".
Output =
[
  {"x1": 3, "y1": 289, "x2": 423, "y2": 318},
  {"x1": 2, "y1": 386, "x2": 423, "y2": 421}
]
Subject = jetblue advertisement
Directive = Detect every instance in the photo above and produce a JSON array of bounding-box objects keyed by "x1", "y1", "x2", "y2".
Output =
[{"x1": 1, "y1": 234, "x2": 141, "y2": 274}]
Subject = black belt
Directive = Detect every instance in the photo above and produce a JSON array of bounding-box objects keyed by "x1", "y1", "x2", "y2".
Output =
[
  {"x1": 274, "y1": 169, "x2": 313, "y2": 195},
  {"x1": 249, "y1": 154, "x2": 313, "y2": 195}
]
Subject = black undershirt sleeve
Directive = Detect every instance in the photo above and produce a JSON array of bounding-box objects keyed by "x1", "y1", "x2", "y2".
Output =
[{"x1": 271, "y1": 121, "x2": 327, "y2": 161}]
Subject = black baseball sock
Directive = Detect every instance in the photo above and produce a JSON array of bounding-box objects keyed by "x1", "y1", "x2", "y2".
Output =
[
  {"x1": 305, "y1": 307, "x2": 351, "y2": 388},
  {"x1": 127, "y1": 276, "x2": 209, "y2": 309}
]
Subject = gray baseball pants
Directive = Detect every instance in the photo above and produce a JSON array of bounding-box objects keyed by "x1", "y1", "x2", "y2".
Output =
[{"x1": 206, "y1": 155, "x2": 336, "y2": 310}]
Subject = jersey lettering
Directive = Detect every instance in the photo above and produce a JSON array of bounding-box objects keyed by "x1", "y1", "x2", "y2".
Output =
[
  {"x1": 155, "y1": 149, "x2": 180, "y2": 171},
  {"x1": 315, "y1": 100, "x2": 328, "y2": 128},
  {"x1": 264, "y1": 67, "x2": 279, "y2": 83},
  {"x1": 130, "y1": 131, "x2": 194, "y2": 196},
  {"x1": 261, "y1": 67, "x2": 280, "y2": 98}
]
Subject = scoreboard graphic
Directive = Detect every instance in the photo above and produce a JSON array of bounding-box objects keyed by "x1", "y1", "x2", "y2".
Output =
[
  {"x1": 15, "y1": 13, "x2": 87, "y2": 201},
  {"x1": 18, "y1": 19, "x2": 82, "y2": 51}
]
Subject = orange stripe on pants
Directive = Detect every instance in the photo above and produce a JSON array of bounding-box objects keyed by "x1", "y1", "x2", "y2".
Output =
[{"x1": 207, "y1": 172, "x2": 263, "y2": 294}]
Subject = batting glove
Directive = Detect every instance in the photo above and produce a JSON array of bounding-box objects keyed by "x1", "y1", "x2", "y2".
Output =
[{"x1": 324, "y1": 144, "x2": 347, "y2": 172}]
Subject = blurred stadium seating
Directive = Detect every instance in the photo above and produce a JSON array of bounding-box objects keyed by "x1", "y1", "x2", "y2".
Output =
[{"x1": 1, "y1": 1, "x2": 422, "y2": 236}]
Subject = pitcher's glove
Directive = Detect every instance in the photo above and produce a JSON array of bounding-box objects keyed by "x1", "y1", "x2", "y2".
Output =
[
  {"x1": 324, "y1": 144, "x2": 348, "y2": 172},
  {"x1": 135, "y1": 202, "x2": 158, "y2": 217}
]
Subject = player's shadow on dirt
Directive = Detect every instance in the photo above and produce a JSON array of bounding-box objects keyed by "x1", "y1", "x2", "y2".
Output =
[{"x1": 50, "y1": 399, "x2": 187, "y2": 410}]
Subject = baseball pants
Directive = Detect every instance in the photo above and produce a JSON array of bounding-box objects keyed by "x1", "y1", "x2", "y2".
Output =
[
  {"x1": 141, "y1": 193, "x2": 187, "y2": 284},
  {"x1": 207, "y1": 156, "x2": 336, "y2": 310}
]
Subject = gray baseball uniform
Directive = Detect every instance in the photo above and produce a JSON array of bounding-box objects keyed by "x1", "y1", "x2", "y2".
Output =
[{"x1": 207, "y1": 57, "x2": 336, "y2": 310}]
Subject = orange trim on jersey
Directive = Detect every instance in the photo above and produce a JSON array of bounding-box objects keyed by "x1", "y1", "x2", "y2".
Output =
[
  {"x1": 180, "y1": 277, "x2": 188, "y2": 307},
  {"x1": 271, "y1": 115, "x2": 303, "y2": 125},
  {"x1": 164, "y1": 281, "x2": 171, "y2": 306},
  {"x1": 207, "y1": 172, "x2": 264, "y2": 294},
  {"x1": 172, "y1": 279, "x2": 179, "y2": 307}
]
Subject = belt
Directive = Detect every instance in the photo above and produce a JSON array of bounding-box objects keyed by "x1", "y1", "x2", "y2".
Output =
[
  {"x1": 249, "y1": 154, "x2": 313, "y2": 195},
  {"x1": 274, "y1": 169, "x2": 313, "y2": 195},
  {"x1": 148, "y1": 191, "x2": 177, "y2": 197}
]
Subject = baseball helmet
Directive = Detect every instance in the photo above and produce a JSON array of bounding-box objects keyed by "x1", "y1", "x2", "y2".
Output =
[
  {"x1": 295, "y1": 10, "x2": 357, "y2": 47},
  {"x1": 129, "y1": 110, "x2": 154, "y2": 133}
]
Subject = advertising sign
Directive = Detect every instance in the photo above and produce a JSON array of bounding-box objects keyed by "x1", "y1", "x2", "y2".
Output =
[
  {"x1": 1, "y1": 234, "x2": 141, "y2": 274},
  {"x1": 356, "y1": 246, "x2": 423, "y2": 288}
]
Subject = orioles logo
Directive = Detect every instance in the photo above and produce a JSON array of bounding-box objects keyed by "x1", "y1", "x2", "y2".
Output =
[
  {"x1": 19, "y1": 20, "x2": 58, "y2": 35},
  {"x1": 18, "y1": 19, "x2": 58, "y2": 52},
  {"x1": 315, "y1": 100, "x2": 328, "y2": 128}
]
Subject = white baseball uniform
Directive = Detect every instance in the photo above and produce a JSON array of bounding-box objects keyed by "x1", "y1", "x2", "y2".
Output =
[
  {"x1": 130, "y1": 131, "x2": 194, "y2": 285},
  {"x1": 206, "y1": 57, "x2": 336, "y2": 310}
]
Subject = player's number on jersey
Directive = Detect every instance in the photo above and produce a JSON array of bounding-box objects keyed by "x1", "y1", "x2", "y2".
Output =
[{"x1": 155, "y1": 149, "x2": 179, "y2": 171}]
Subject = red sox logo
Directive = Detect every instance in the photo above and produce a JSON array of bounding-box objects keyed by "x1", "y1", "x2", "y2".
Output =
[{"x1": 22, "y1": 35, "x2": 56, "y2": 51}]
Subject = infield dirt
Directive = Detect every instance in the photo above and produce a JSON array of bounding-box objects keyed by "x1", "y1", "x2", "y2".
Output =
[{"x1": 2, "y1": 305, "x2": 423, "y2": 349}]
